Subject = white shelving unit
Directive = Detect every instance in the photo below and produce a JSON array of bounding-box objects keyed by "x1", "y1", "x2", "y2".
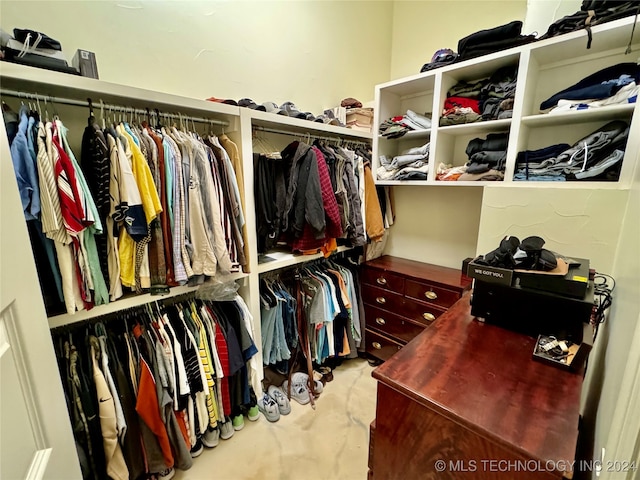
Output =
[
  {"x1": 47, "y1": 273, "x2": 250, "y2": 329},
  {"x1": 257, "y1": 245, "x2": 354, "y2": 274},
  {"x1": 0, "y1": 60, "x2": 372, "y2": 347},
  {"x1": 373, "y1": 14, "x2": 640, "y2": 188},
  {"x1": 0, "y1": 59, "x2": 372, "y2": 480}
]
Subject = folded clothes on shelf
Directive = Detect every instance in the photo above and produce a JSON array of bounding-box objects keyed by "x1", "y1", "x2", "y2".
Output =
[
  {"x1": 377, "y1": 141, "x2": 430, "y2": 181},
  {"x1": 440, "y1": 66, "x2": 517, "y2": 125},
  {"x1": 379, "y1": 110, "x2": 431, "y2": 138},
  {"x1": 540, "y1": 62, "x2": 640, "y2": 111},
  {"x1": 515, "y1": 120, "x2": 629, "y2": 181}
]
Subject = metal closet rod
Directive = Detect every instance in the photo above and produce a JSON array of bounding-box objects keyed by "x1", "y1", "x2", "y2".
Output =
[
  {"x1": 0, "y1": 88, "x2": 229, "y2": 126},
  {"x1": 252, "y1": 125, "x2": 370, "y2": 147}
]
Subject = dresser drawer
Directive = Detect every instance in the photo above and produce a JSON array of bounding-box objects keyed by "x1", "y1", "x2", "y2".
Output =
[
  {"x1": 365, "y1": 329, "x2": 403, "y2": 361},
  {"x1": 405, "y1": 279, "x2": 460, "y2": 309},
  {"x1": 401, "y1": 299, "x2": 447, "y2": 327},
  {"x1": 362, "y1": 284, "x2": 404, "y2": 312},
  {"x1": 362, "y1": 267, "x2": 404, "y2": 293},
  {"x1": 365, "y1": 305, "x2": 426, "y2": 344}
]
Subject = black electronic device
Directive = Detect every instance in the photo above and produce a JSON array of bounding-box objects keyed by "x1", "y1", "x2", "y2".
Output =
[
  {"x1": 470, "y1": 278, "x2": 594, "y2": 343},
  {"x1": 518, "y1": 257, "x2": 590, "y2": 298}
]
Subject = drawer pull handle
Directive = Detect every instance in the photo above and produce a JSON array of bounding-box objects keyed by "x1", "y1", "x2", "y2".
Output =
[
  {"x1": 376, "y1": 297, "x2": 386, "y2": 305},
  {"x1": 424, "y1": 290, "x2": 438, "y2": 300},
  {"x1": 376, "y1": 277, "x2": 387, "y2": 286},
  {"x1": 423, "y1": 312, "x2": 435, "y2": 322},
  {"x1": 375, "y1": 317, "x2": 386, "y2": 326},
  {"x1": 372, "y1": 342, "x2": 382, "y2": 350}
]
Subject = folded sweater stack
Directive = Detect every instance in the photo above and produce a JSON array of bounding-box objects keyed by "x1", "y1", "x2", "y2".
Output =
[
  {"x1": 379, "y1": 110, "x2": 431, "y2": 138},
  {"x1": 441, "y1": 66, "x2": 517, "y2": 126},
  {"x1": 541, "y1": 63, "x2": 640, "y2": 113},
  {"x1": 377, "y1": 142, "x2": 430, "y2": 181},
  {"x1": 515, "y1": 120, "x2": 629, "y2": 181}
]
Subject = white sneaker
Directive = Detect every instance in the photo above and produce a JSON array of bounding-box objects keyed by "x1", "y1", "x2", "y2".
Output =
[{"x1": 267, "y1": 385, "x2": 291, "y2": 415}]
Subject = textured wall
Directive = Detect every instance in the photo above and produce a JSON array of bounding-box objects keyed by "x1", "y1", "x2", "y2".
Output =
[
  {"x1": 477, "y1": 187, "x2": 628, "y2": 273},
  {"x1": 389, "y1": 0, "x2": 528, "y2": 80},
  {"x1": 0, "y1": 0, "x2": 394, "y2": 114}
]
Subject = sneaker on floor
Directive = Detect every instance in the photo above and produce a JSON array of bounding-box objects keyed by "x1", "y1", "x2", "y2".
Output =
[
  {"x1": 292, "y1": 372, "x2": 323, "y2": 395},
  {"x1": 190, "y1": 439, "x2": 204, "y2": 458},
  {"x1": 232, "y1": 414, "x2": 245, "y2": 431},
  {"x1": 202, "y1": 427, "x2": 219, "y2": 448},
  {"x1": 282, "y1": 378, "x2": 310, "y2": 405},
  {"x1": 267, "y1": 385, "x2": 292, "y2": 415},
  {"x1": 157, "y1": 468, "x2": 175, "y2": 480},
  {"x1": 247, "y1": 405, "x2": 260, "y2": 422},
  {"x1": 220, "y1": 420, "x2": 235, "y2": 440},
  {"x1": 257, "y1": 392, "x2": 281, "y2": 422}
]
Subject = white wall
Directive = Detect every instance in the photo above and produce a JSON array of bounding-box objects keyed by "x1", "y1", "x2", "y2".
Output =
[
  {"x1": 476, "y1": 188, "x2": 628, "y2": 273},
  {"x1": 586, "y1": 153, "x2": 640, "y2": 476},
  {"x1": 384, "y1": 0, "x2": 527, "y2": 267},
  {"x1": 384, "y1": 187, "x2": 483, "y2": 269},
  {"x1": 0, "y1": 0, "x2": 394, "y2": 114},
  {"x1": 389, "y1": 0, "x2": 528, "y2": 80},
  {"x1": 523, "y1": 0, "x2": 581, "y2": 36}
]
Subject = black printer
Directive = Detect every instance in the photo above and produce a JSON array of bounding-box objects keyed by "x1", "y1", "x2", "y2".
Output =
[{"x1": 470, "y1": 277, "x2": 594, "y2": 343}]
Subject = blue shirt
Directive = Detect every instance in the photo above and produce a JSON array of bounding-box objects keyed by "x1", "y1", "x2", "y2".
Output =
[{"x1": 10, "y1": 106, "x2": 40, "y2": 220}]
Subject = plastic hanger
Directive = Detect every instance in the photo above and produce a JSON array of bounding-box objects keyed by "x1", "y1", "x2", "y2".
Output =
[
  {"x1": 100, "y1": 99, "x2": 106, "y2": 129},
  {"x1": 87, "y1": 97, "x2": 95, "y2": 126}
]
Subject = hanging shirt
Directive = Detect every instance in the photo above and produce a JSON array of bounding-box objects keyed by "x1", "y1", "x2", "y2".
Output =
[{"x1": 10, "y1": 106, "x2": 41, "y2": 220}]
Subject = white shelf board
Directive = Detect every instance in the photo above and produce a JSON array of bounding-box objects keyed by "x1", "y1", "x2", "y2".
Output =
[
  {"x1": 499, "y1": 180, "x2": 625, "y2": 189},
  {"x1": 377, "y1": 73, "x2": 437, "y2": 97},
  {"x1": 375, "y1": 179, "x2": 624, "y2": 189},
  {"x1": 247, "y1": 109, "x2": 373, "y2": 140},
  {"x1": 257, "y1": 246, "x2": 353, "y2": 274},
  {"x1": 0, "y1": 62, "x2": 240, "y2": 120},
  {"x1": 522, "y1": 104, "x2": 637, "y2": 127},
  {"x1": 432, "y1": 180, "x2": 504, "y2": 187},
  {"x1": 378, "y1": 129, "x2": 431, "y2": 141},
  {"x1": 375, "y1": 179, "x2": 430, "y2": 186},
  {"x1": 529, "y1": 15, "x2": 640, "y2": 66},
  {"x1": 437, "y1": 118, "x2": 512, "y2": 136},
  {"x1": 48, "y1": 272, "x2": 249, "y2": 329}
]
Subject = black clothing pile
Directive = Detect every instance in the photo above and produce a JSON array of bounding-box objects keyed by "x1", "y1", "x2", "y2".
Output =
[
  {"x1": 474, "y1": 235, "x2": 558, "y2": 272},
  {"x1": 457, "y1": 21, "x2": 536, "y2": 62},
  {"x1": 465, "y1": 132, "x2": 509, "y2": 174},
  {"x1": 254, "y1": 141, "x2": 371, "y2": 255},
  {"x1": 480, "y1": 66, "x2": 518, "y2": 120},
  {"x1": 539, "y1": 1, "x2": 640, "y2": 49}
]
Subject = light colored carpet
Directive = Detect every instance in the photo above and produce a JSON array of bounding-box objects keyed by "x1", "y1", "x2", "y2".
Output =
[{"x1": 174, "y1": 358, "x2": 377, "y2": 480}]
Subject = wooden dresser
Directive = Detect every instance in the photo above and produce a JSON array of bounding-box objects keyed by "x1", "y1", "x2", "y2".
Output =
[
  {"x1": 362, "y1": 256, "x2": 471, "y2": 361},
  {"x1": 368, "y1": 293, "x2": 583, "y2": 480}
]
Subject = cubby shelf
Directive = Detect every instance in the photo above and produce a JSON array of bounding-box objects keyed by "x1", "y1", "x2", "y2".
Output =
[{"x1": 373, "y1": 14, "x2": 640, "y2": 188}]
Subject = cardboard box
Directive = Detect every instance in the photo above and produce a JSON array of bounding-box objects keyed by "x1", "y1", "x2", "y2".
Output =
[
  {"x1": 467, "y1": 257, "x2": 570, "y2": 287},
  {"x1": 72, "y1": 49, "x2": 99, "y2": 79},
  {"x1": 466, "y1": 262, "x2": 514, "y2": 286},
  {"x1": 518, "y1": 257, "x2": 590, "y2": 298},
  {"x1": 346, "y1": 107, "x2": 373, "y2": 125}
]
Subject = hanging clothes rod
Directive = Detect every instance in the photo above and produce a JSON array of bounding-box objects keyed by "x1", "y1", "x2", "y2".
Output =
[
  {"x1": 0, "y1": 88, "x2": 229, "y2": 126},
  {"x1": 252, "y1": 125, "x2": 370, "y2": 146}
]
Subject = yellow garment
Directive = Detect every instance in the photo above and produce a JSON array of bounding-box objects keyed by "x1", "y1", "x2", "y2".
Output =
[
  {"x1": 219, "y1": 134, "x2": 251, "y2": 272},
  {"x1": 190, "y1": 305, "x2": 219, "y2": 426},
  {"x1": 116, "y1": 126, "x2": 162, "y2": 288},
  {"x1": 118, "y1": 126, "x2": 162, "y2": 223},
  {"x1": 364, "y1": 164, "x2": 385, "y2": 242}
]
